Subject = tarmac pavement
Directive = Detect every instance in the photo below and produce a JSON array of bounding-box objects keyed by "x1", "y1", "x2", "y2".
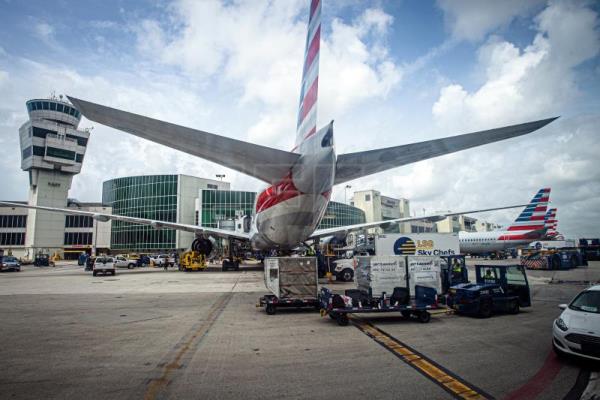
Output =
[{"x1": 0, "y1": 260, "x2": 598, "y2": 399}]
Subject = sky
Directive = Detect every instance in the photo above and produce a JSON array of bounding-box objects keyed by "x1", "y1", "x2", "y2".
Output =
[{"x1": 0, "y1": 0, "x2": 599, "y2": 238}]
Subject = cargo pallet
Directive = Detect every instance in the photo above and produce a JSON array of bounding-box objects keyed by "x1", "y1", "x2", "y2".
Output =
[{"x1": 318, "y1": 286, "x2": 439, "y2": 326}]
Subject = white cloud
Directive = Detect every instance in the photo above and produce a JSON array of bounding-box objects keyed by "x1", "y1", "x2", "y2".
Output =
[
  {"x1": 437, "y1": 0, "x2": 545, "y2": 42},
  {"x1": 433, "y1": 0, "x2": 600, "y2": 132},
  {"x1": 422, "y1": 0, "x2": 600, "y2": 237},
  {"x1": 133, "y1": 1, "x2": 402, "y2": 149}
]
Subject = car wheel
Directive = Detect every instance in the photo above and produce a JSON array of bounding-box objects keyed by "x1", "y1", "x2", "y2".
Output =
[
  {"x1": 266, "y1": 304, "x2": 276, "y2": 315},
  {"x1": 128, "y1": 264, "x2": 135, "y2": 269},
  {"x1": 340, "y1": 269, "x2": 353, "y2": 282},
  {"x1": 479, "y1": 301, "x2": 493, "y2": 318},
  {"x1": 418, "y1": 311, "x2": 431, "y2": 323},
  {"x1": 509, "y1": 300, "x2": 520, "y2": 314}
]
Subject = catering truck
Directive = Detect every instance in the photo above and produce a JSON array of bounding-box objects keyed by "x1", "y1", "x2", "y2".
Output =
[{"x1": 374, "y1": 233, "x2": 460, "y2": 257}]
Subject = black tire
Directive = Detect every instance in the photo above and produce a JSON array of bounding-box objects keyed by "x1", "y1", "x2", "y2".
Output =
[
  {"x1": 552, "y1": 342, "x2": 567, "y2": 359},
  {"x1": 509, "y1": 300, "x2": 520, "y2": 314},
  {"x1": 339, "y1": 269, "x2": 354, "y2": 282},
  {"x1": 479, "y1": 300, "x2": 493, "y2": 318},
  {"x1": 266, "y1": 304, "x2": 276, "y2": 315},
  {"x1": 328, "y1": 313, "x2": 336, "y2": 320},
  {"x1": 128, "y1": 263, "x2": 135, "y2": 269},
  {"x1": 401, "y1": 310, "x2": 412, "y2": 319},
  {"x1": 336, "y1": 313, "x2": 349, "y2": 326},
  {"x1": 418, "y1": 311, "x2": 431, "y2": 323},
  {"x1": 92, "y1": 271, "x2": 97, "y2": 276}
]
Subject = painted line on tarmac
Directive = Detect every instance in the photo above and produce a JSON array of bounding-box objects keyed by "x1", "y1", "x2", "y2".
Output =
[
  {"x1": 143, "y1": 292, "x2": 233, "y2": 400},
  {"x1": 503, "y1": 351, "x2": 562, "y2": 400},
  {"x1": 352, "y1": 317, "x2": 494, "y2": 400}
]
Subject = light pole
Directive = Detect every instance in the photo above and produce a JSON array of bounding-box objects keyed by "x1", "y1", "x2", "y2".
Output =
[
  {"x1": 344, "y1": 185, "x2": 352, "y2": 204},
  {"x1": 216, "y1": 174, "x2": 225, "y2": 181}
]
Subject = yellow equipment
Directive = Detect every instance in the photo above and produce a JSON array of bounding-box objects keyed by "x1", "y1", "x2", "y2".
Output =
[{"x1": 180, "y1": 251, "x2": 207, "y2": 271}]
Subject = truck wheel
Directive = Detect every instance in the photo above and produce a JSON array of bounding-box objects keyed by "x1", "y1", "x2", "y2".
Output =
[
  {"x1": 266, "y1": 304, "x2": 276, "y2": 315},
  {"x1": 509, "y1": 300, "x2": 520, "y2": 314},
  {"x1": 401, "y1": 310, "x2": 412, "y2": 319},
  {"x1": 339, "y1": 269, "x2": 353, "y2": 282},
  {"x1": 479, "y1": 301, "x2": 493, "y2": 318},
  {"x1": 336, "y1": 313, "x2": 349, "y2": 326},
  {"x1": 418, "y1": 311, "x2": 431, "y2": 323},
  {"x1": 128, "y1": 263, "x2": 135, "y2": 269}
]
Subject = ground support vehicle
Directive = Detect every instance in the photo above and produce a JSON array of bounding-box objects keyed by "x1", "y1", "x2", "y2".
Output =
[
  {"x1": 179, "y1": 251, "x2": 207, "y2": 271},
  {"x1": 448, "y1": 264, "x2": 531, "y2": 318},
  {"x1": 440, "y1": 255, "x2": 468, "y2": 294},
  {"x1": 222, "y1": 257, "x2": 240, "y2": 271},
  {"x1": 33, "y1": 254, "x2": 54, "y2": 267},
  {"x1": 93, "y1": 257, "x2": 116, "y2": 276},
  {"x1": 520, "y1": 248, "x2": 586, "y2": 270},
  {"x1": 332, "y1": 258, "x2": 355, "y2": 282},
  {"x1": 258, "y1": 257, "x2": 318, "y2": 315},
  {"x1": 579, "y1": 238, "x2": 600, "y2": 261},
  {"x1": 319, "y1": 285, "x2": 439, "y2": 326},
  {"x1": 114, "y1": 255, "x2": 137, "y2": 269}
]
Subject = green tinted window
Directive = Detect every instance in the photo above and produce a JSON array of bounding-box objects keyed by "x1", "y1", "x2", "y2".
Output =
[{"x1": 46, "y1": 147, "x2": 75, "y2": 160}]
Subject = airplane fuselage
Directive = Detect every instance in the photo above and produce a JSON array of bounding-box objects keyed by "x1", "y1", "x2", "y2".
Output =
[
  {"x1": 458, "y1": 230, "x2": 544, "y2": 254},
  {"x1": 249, "y1": 123, "x2": 335, "y2": 250}
]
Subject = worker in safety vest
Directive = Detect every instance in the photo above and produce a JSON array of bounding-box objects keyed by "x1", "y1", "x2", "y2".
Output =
[
  {"x1": 451, "y1": 259, "x2": 463, "y2": 282},
  {"x1": 483, "y1": 269, "x2": 494, "y2": 281}
]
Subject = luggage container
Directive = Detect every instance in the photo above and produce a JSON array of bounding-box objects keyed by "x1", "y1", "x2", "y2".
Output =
[
  {"x1": 258, "y1": 257, "x2": 319, "y2": 315},
  {"x1": 319, "y1": 255, "x2": 441, "y2": 326}
]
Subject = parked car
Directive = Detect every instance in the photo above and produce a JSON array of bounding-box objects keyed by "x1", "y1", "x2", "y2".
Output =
[
  {"x1": 114, "y1": 255, "x2": 137, "y2": 269},
  {"x1": 153, "y1": 254, "x2": 175, "y2": 267},
  {"x1": 0, "y1": 256, "x2": 21, "y2": 272},
  {"x1": 553, "y1": 285, "x2": 600, "y2": 361},
  {"x1": 93, "y1": 257, "x2": 116, "y2": 276}
]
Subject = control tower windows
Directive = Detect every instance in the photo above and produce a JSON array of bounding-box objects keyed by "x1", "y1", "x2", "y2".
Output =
[{"x1": 46, "y1": 146, "x2": 76, "y2": 161}]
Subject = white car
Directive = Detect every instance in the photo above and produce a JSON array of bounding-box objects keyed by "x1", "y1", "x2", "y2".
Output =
[
  {"x1": 114, "y1": 255, "x2": 136, "y2": 269},
  {"x1": 553, "y1": 285, "x2": 600, "y2": 361},
  {"x1": 93, "y1": 257, "x2": 116, "y2": 276},
  {"x1": 153, "y1": 254, "x2": 175, "y2": 267}
]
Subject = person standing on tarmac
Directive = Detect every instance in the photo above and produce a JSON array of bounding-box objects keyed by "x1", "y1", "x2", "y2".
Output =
[{"x1": 163, "y1": 257, "x2": 168, "y2": 271}]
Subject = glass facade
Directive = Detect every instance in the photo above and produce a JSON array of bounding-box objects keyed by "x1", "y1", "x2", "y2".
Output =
[
  {"x1": 200, "y1": 190, "x2": 256, "y2": 228},
  {"x1": 102, "y1": 175, "x2": 178, "y2": 251},
  {"x1": 318, "y1": 201, "x2": 366, "y2": 229}
]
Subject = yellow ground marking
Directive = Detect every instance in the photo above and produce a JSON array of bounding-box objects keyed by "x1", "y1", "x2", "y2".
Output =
[{"x1": 352, "y1": 317, "x2": 493, "y2": 400}]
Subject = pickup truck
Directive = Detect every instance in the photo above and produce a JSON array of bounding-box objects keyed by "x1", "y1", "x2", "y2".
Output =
[
  {"x1": 332, "y1": 258, "x2": 355, "y2": 282},
  {"x1": 114, "y1": 255, "x2": 137, "y2": 269},
  {"x1": 152, "y1": 254, "x2": 175, "y2": 267}
]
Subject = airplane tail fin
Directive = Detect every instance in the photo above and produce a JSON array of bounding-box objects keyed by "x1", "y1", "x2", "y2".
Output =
[
  {"x1": 295, "y1": 0, "x2": 321, "y2": 149},
  {"x1": 545, "y1": 208, "x2": 559, "y2": 238},
  {"x1": 507, "y1": 188, "x2": 550, "y2": 231}
]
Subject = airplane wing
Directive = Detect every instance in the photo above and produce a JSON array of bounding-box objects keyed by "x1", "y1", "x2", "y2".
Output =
[
  {"x1": 334, "y1": 118, "x2": 558, "y2": 185},
  {"x1": 309, "y1": 204, "x2": 528, "y2": 239},
  {"x1": 67, "y1": 96, "x2": 300, "y2": 185},
  {"x1": 0, "y1": 202, "x2": 250, "y2": 241}
]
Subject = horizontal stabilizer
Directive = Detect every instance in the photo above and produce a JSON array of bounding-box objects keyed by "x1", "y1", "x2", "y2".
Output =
[
  {"x1": 67, "y1": 96, "x2": 300, "y2": 184},
  {"x1": 334, "y1": 118, "x2": 558, "y2": 185}
]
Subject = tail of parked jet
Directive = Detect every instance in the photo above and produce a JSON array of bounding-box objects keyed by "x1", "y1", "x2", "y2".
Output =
[
  {"x1": 506, "y1": 188, "x2": 551, "y2": 232},
  {"x1": 544, "y1": 208, "x2": 563, "y2": 239},
  {"x1": 295, "y1": 0, "x2": 321, "y2": 150}
]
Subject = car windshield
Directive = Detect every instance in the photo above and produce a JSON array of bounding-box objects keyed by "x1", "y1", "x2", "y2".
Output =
[
  {"x1": 570, "y1": 290, "x2": 600, "y2": 313},
  {"x1": 4, "y1": 257, "x2": 17, "y2": 262}
]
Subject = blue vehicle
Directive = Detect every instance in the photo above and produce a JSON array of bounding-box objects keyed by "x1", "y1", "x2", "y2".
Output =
[{"x1": 448, "y1": 265, "x2": 531, "y2": 318}]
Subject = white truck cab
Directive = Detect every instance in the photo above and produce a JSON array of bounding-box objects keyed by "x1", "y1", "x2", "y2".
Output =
[
  {"x1": 93, "y1": 257, "x2": 116, "y2": 276},
  {"x1": 114, "y1": 255, "x2": 136, "y2": 269}
]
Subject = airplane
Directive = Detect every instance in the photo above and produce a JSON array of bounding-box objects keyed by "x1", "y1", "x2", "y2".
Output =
[
  {"x1": 458, "y1": 188, "x2": 551, "y2": 255},
  {"x1": 543, "y1": 208, "x2": 564, "y2": 240},
  {"x1": 0, "y1": 0, "x2": 558, "y2": 264}
]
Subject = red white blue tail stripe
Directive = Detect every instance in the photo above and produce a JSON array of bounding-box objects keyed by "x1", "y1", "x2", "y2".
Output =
[
  {"x1": 295, "y1": 0, "x2": 321, "y2": 149},
  {"x1": 544, "y1": 208, "x2": 562, "y2": 238},
  {"x1": 507, "y1": 188, "x2": 550, "y2": 231}
]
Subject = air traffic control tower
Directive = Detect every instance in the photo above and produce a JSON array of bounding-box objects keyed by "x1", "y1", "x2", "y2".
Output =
[{"x1": 18, "y1": 96, "x2": 90, "y2": 255}]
